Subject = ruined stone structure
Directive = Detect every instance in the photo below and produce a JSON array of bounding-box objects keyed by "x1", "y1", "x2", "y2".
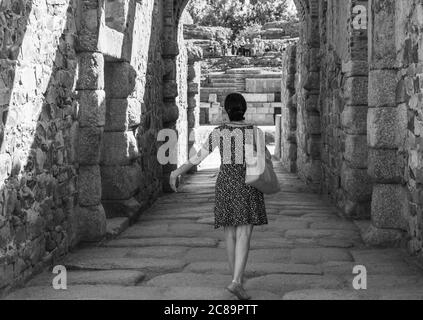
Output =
[
  {"x1": 1, "y1": 0, "x2": 423, "y2": 294},
  {"x1": 200, "y1": 68, "x2": 282, "y2": 125},
  {"x1": 275, "y1": 0, "x2": 423, "y2": 256}
]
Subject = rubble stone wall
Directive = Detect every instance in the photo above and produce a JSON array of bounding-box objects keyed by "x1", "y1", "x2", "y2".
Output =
[
  {"x1": 395, "y1": 0, "x2": 423, "y2": 259},
  {"x1": 0, "y1": 0, "x2": 79, "y2": 291}
]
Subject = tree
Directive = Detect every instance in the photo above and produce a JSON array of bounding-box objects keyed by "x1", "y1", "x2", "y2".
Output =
[{"x1": 185, "y1": 0, "x2": 295, "y2": 35}]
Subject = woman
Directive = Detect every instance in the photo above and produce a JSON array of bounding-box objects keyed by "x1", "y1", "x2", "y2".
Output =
[{"x1": 169, "y1": 93, "x2": 268, "y2": 300}]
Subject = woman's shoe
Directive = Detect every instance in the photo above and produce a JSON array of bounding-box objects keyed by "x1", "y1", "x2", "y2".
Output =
[{"x1": 226, "y1": 281, "x2": 251, "y2": 300}]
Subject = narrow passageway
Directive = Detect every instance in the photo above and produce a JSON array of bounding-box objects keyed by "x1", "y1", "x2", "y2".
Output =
[{"x1": 5, "y1": 160, "x2": 423, "y2": 300}]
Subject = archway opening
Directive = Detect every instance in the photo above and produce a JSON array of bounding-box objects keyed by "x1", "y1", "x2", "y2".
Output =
[{"x1": 174, "y1": 0, "x2": 300, "y2": 171}]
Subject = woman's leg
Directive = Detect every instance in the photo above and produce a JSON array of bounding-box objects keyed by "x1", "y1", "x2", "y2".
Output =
[
  {"x1": 233, "y1": 224, "x2": 253, "y2": 284},
  {"x1": 224, "y1": 226, "x2": 236, "y2": 276}
]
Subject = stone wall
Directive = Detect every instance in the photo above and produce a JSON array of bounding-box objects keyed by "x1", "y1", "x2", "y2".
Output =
[
  {"x1": 289, "y1": 1, "x2": 371, "y2": 217},
  {"x1": 0, "y1": 0, "x2": 79, "y2": 291},
  {"x1": 320, "y1": 0, "x2": 371, "y2": 219},
  {"x1": 280, "y1": 44, "x2": 297, "y2": 172},
  {"x1": 294, "y1": 2, "x2": 322, "y2": 192},
  {"x1": 101, "y1": 0, "x2": 164, "y2": 221},
  {"x1": 0, "y1": 0, "x2": 167, "y2": 292},
  {"x1": 200, "y1": 69, "x2": 282, "y2": 126},
  {"x1": 363, "y1": 0, "x2": 423, "y2": 257},
  {"x1": 395, "y1": 0, "x2": 423, "y2": 258}
]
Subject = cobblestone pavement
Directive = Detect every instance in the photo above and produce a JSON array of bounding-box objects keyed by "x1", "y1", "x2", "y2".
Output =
[{"x1": 4, "y1": 162, "x2": 423, "y2": 300}]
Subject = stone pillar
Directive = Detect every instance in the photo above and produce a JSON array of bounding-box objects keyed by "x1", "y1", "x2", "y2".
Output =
[
  {"x1": 295, "y1": 9, "x2": 321, "y2": 191},
  {"x1": 364, "y1": 0, "x2": 407, "y2": 245},
  {"x1": 280, "y1": 44, "x2": 297, "y2": 172},
  {"x1": 75, "y1": 0, "x2": 107, "y2": 242},
  {"x1": 101, "y1": 62, "x2": 142, "y2": 220},
  {"x1": 162, "y1": 1, "x2": 180, "y2": 192},
  {"x1": 187, "y1": 46, "x2": 202, "y2": 173},
  {"x1": 340, "y1": 0, "x2": 372, "y2": 219}
]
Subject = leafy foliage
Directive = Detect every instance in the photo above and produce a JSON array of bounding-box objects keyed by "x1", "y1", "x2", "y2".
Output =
[{"x1": 185, "y1": 0, "x2": 297, "y2": 35}]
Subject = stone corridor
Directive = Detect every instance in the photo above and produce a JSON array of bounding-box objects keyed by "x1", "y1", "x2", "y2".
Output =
[
  {"x1": 5, "y1": 162, "x2": 423, "y2": 300},
  {"x1": 2, "y1": 0, "x2": 423, "y2": 298}
]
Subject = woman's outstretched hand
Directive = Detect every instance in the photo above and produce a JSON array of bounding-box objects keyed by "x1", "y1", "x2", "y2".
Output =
[{"x1": 169, "y1": 170, "x2": 179, "y2": 192}]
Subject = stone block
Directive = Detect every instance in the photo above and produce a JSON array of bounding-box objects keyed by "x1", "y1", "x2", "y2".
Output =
[
  {"x1": 371, "y1": 184, "x2": 408, "y2": 230},
  {"x1": 341, "y1": 106, "x2": 367, "y2": 134},
  {"x1": 163, "y1": 81, "x2": 178, "y2": 99},
  {"x1": 341, "y1": 164, "x2": 372, "y2": 202},
  {"x1": 78, "y1": 90, "x2": 106, "y2": 128},
  {"x1": 78, "y1": 127, "x2": 104, "y2": 165},
  {"x1": 76, "y1": 52, "x2": 104, "y2": 90},
  {"x1": 303, "y1": 72, "x2": 319, "y2": 90},
  {"x1": 208, "y1": 94, "x2": 217, "y2": 103},
  {"x1": 75, "y1": 3, "x2": 101, "y2": 52},
  {"x1": 105, "y1": 98, "x2": 142, "y2": 132},
  {"x1": 367, "y1": 106, "x2": 398, "y2": 149},
  {"x1": 307, "y1": 136, "x2": 321, "y2": 159},
  {"x1": 368, "y1": 70, "x2": 397, "y2": 107},
  {"x1": 101, "y1": 131, "x2": 139, "y2": 166},
  {"x1": 369, "y1": 0, "x2": 396, "y2": 70},
  {"x1": 104, "y1": 62, "x2": 136, "y2": 98},
  {"x1": 245, "y1": 78, "x2": 281, "y2": 93},
  {"x1": 77, "y1": 205, "x2": 107, "y2": 242},
  {"x1": 341, "y1": 61, "x2": 369, "y2": 77},
  {"x1": 78, "y1": 165, "x2": 102, "y2": 207},
  {"x1": 305, "y1": 95, "x2": 319, "y2": 111},
  {"x1": 162, "y1": 102, "x2": 179, "y2": 124},
  {"x1": 101, "y1": 163, "x2": 141, "y2": 200},
  {"x1": 242, "y1": 93, "x2": 274, "y2": 103},
  {"x1": 344, "y1": 77, "x2": 368, "y2": 106},
  {"x1": 368, "y1": 149, "x2": 403, "y2": 183},
  {"x1": 363, "y1": 224, "x2": 404, "y2": 247},
  {"x1": 344, "y1": 134, "x2": 368, "y2": 169},
  {"x1": 308, "y1": 113, "x2": 321, "y2": 134},
  {"x1": 188, "y1": 82, "x2": 200, "y2": 94},
  {"x1": 98, "y1": 26, "x2": 125, "y2": 60}
]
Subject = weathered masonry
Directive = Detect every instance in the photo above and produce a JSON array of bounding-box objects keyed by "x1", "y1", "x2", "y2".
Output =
[
  {"x1": 1, "y1": 0, "x2": 423, "y2": 292},
  {"x1": 275, "y1": 0, "x2": 423, "y2": 258}
]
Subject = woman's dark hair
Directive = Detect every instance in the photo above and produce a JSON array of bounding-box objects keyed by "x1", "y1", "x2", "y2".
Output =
[{"x1": 224, "y1": 93, "x2": 247, "y2": 121}]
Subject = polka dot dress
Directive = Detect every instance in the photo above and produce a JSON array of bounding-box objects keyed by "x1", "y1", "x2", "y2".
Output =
[{"x1": 208, "y1": 124, "x2": 268, "y2": 229}]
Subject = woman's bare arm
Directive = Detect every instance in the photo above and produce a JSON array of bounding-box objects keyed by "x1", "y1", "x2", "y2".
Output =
[
  {"x1": 169, "y1": 161, "x2": 195, "y2": 192},
  {"x1": 169, "y1": 130, "x2": 216, "y2": 192}
]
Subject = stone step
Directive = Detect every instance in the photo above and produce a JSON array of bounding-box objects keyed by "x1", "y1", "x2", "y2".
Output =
[
  {"x1": 225, "y1": 68, "x2": 263, "y2": 74},
  {"x1": 209, "y1": 77, "x2": 245, "y2": 84},
  {"x1": 208, "y1": 73, "x2": 282, "y2": 79}
]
